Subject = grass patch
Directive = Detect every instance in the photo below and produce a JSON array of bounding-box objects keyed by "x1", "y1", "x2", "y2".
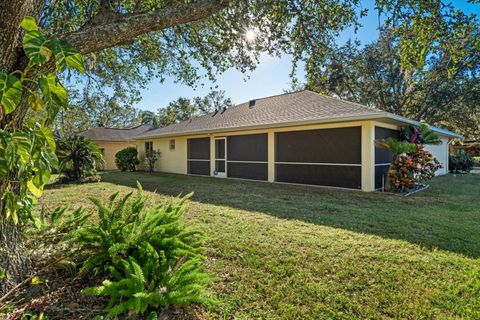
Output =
[{"x1": 40, "y1": 171, "x2": 480, "y2": 319}]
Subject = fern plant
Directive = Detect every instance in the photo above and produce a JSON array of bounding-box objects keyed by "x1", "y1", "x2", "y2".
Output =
[{"x1": 72, "y1": 183, "x2": 214, "y2": 318}]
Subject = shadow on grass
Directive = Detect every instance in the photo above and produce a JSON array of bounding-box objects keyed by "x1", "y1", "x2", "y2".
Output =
[{"x1": 51, "y1": 171, "x2": 480, "y2": 258}]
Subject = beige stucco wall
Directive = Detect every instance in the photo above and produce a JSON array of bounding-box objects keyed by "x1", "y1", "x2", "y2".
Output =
[
  {"x1": 133, "y1": 120, "x2": 454, "y2": 191},
  {"x1": 136, "y1": 120, "x2": 378, "y2": 191},
  {"x1": 93, "y1": 140, "x2": 136, "y2": 170}
]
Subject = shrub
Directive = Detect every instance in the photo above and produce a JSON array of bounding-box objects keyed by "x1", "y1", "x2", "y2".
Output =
[
  {"x1": 144, "y1": 150, "x2": 161, "y2": 173},
  {"x1": 449, "y1": 153, "x2": 474, "y2": 173},
  {"x1": 57, "y1": 136, "x2": 105, "y2": 182},
  {"x1": 389, "y1": 146, "x2": 442, "y2": 192},
  {"x1": 72, "y1": 184, "x2": 213, "y2": 318},
  {"x1": 474, "y1": 157, "x2": 480, "y2": 167},
  {"x1": 115, "y1": 147, "x2": 139, "y2": 171}
]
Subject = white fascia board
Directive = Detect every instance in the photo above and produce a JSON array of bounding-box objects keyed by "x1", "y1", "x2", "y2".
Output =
[{"x1": 386, "y1": 113, "x2": 462, "y2": 138}]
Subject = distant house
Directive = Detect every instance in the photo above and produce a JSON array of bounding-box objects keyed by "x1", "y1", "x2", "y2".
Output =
[
  {"x1": 85, "y1": 91, "x2": 460, "y2": 191},
  {"x1": 79, "y1": 124, "x2": 156, "y2": 170}
]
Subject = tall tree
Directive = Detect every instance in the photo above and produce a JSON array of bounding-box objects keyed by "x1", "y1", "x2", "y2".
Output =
[
  {"x1": 55, "y1": 89, "x2": 142, "y2": 134},
  {"x1": 158, "y1": 97, "x2": 197, "y2": 127},
  {"x1": 0, "y1": 0, "x2": 478, "y2": 291},
  {"x1": 156, "y1": 90, "x2": 233, "y2": 127},
  {"x1": 193, "y1": 90, "x2": 233, "y2": 114},
  {"x1": 307, "y1": 31, "x2": 480, "y2": 139}
]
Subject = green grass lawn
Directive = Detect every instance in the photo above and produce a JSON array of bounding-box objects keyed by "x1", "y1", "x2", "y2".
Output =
[{"x1": 40, "y1": 172, "x2": 480, "y2": 319}]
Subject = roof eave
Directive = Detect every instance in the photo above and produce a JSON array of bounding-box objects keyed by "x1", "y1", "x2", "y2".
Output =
[{"x1": 386, "y1": 113, "x2": 462, "y2": 138}]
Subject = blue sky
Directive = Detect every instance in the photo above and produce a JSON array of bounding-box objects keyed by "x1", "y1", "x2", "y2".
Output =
[{"x1": 135, "y1": 0, "x2": 478, "y2": 112}]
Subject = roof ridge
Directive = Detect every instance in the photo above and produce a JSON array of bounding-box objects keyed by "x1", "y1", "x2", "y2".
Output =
[
  {"x1": 239, "y1": 89, "x2": 308, "y2": 104},
  {"x1": 86, "y1": 123, "x2": 153, "y2": 131},
  {"x1": 313, "y1": 91, "x2": 382, "y2": 112}
]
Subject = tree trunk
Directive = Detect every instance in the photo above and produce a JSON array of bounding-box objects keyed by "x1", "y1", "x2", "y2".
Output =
[
  {"x1": 0, "y1": 218, "x2": 29, "y2": 293},
  {"x1": 0, "y1": 0, "x2": 44, "y2": 293}
]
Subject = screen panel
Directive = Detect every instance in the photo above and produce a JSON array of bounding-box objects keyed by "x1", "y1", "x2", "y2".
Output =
[
  {"x1": 215, "y1": 139, "x2": 225, "y2": 159},
  {"x1": 375, "y1": 164, "x2": 390, "y2": 190},
  {"x1": 375, "y1": 127, "x2": 400, "y2": 164},
  {"x1": 187, "y1": 160, "x2": 210, "y2": 176},
  {"x1": 275, "y1": 164, "x2": 361, "y2": 189},
  {"x1": 275, "y1": 127, "x2": 361, "y2": 164},
  {"x1": 227, "y1": 162, "x2": 268, "y2": 181},
  {"x1": 187, "y1": 138, "x2": 210, "y2": 175},
  {"x1": 187, "y1": 137, "x2": 210, "y2": 160},
  {"x1": 227, "y1": 134, "x2": 268, "y2": 162},
  {"x1": 215, "y1": 160, "x2": 225, "y2": 173}
]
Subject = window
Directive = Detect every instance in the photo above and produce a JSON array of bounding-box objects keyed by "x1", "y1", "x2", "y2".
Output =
[
  {"x1": 169, "y1": 139, "x2": 175, "y2": 150},
  {"x1": 145, "y1": 141, "x2": 153, "y2": 154}
]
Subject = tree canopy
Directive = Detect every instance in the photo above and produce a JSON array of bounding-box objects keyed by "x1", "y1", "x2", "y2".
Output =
[
  {"x1": 139, "y1": 90, "x2": 232, "y2": 127},
  {"x1": 306, "y1": 30, "x2": 480, "y2": 139}
]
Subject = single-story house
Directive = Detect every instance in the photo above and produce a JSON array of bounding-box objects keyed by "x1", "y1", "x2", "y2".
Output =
[
  {"x1": 131, "y1": 90, "x2": 460, "y2": 191},
  {"x1": 80, "y1": 124, "x2": 155, "y2": 170}
]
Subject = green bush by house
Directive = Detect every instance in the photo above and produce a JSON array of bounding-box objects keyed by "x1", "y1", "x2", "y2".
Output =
[{"x1": 115, "y1": 147, "x2": 140, "y2": 171}]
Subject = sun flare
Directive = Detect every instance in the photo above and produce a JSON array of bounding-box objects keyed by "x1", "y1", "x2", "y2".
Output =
[{"x1": 245, "y1": 29, "x2": 256, "y2": 42}]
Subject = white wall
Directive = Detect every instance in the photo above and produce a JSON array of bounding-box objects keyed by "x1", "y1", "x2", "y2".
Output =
[{"x1": 424, "y1": 137, "x2": 449, "y2": 175}]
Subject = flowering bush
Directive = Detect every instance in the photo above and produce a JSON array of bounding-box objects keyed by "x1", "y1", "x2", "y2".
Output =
[{"x1": 389, "y1": 146, "x2": 442, "y2": 192}]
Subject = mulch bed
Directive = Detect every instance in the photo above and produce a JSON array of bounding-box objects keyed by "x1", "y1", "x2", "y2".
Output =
[
  {"x1": 1, "y1": 260, "x2": 106, "y2": 320},
  {"x1": 1, "y1": 259, "x2": 208, "y2": 319}
]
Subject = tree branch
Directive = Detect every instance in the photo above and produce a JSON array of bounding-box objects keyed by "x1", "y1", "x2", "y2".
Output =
[{"x1": 63, "y1": 0, "x2": 234, "y2": 54}]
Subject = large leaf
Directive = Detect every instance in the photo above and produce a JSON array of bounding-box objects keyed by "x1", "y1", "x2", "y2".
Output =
[
  {"x1": 21, "y1": 16, "x2": 38, "y2": 32},
  {"x1": 23, "y1": 30, "x2": 52, "y2": 65},
  {"x1": 50, "y1": 37, "x2": 85, "y2": 73},
  {"x1": 11, "y1": 132, "x2": 32, "y2": 165},
  {"x1": 27, "y1": 179, "x2": 43, "y2": 198},
  {"x1": 4, "y1": 144, "x2": 16, "y2": 170},
  {"x1": 39, "y1": 73, "x2": 68, "y2": 109},
  {"x1": 28, "y1": 92, "x2": 44, "y2": 111},
  {"x1": 0, "y1": 72, "x2": 22, "y2": 114},
  {"x1": 40, "y1": 126, "x2": 56, "y2": 151}
]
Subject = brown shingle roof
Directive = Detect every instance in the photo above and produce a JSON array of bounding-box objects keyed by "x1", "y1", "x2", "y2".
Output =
[
  {"x1": 136, "y1": 90, "x2": 384, "y2": 139},
  {"x1": 79, "y1": 124, "x2": 156, "y2": 141}
]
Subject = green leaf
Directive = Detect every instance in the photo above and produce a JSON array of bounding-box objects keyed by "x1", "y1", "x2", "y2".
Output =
[
  {"x1": 4, "y1": 144, "x2": 15, "y2": 169},
  {"x1": 2, "y1": 191, "x2": 21, "y2": 224},
  {"x1": 23, "y1": 30, "x2": 52, "y2": 65},
  {"x1": 50, "y1": 38, "x2": 85, "y2": 73},
  {"x1": 31, "y1": 276, "x2": 44, "y2": 285},
  {"x1": 21, "y1": 16, "x2": 38, "y2": 32},
  {"x1": 12, "y1": 132, "x2": 31, "y2": 165},
  {"x1": 27, "y1": 180, "x2": 43, "y2": 198},
  {"x1": 146, "y1": 312, "x2": 158, "y2": 320},
  {"x1": 28, "y1": 93, "x2": 44, "y2": 111},
  {"x1": 39, "y1": 73, "x2": 67, "y2": 109},
  {"x1": 41, "y1": 126, "x2": 56, "y2": 151},
  {"x1": 0, "y1": 159, "x2": 8, "y2": 178},
  {"x1": 0, "y1": 72, "x2": 22, "y2": 114}
]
